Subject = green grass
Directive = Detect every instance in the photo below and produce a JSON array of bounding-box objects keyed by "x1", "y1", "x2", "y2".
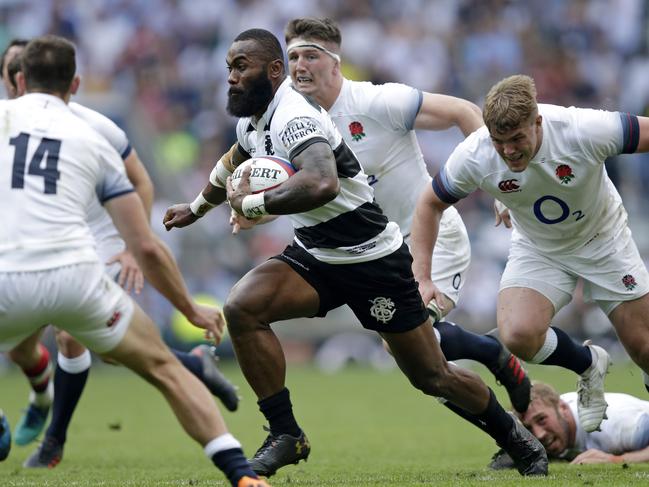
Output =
[{"x1": 2, "y1": 360, "x2": 649, "y2": 486}]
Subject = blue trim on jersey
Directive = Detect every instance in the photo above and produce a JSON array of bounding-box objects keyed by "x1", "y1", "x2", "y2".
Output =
[
  {"x1": 432, "y1": 171, "x2": 461, "y2": 204},
  {"x1": 405, "y1": 89, "x2": 423, "y2": 131},
  {"x1": 121, "y1": 143, "x2": 133, "y2": 160},
  {"x1": 620, "y1": 112, "x2": 639, "y2": 154},
  {"x1": 100, "y1": 188, "x2": 135, "y2": 205}
]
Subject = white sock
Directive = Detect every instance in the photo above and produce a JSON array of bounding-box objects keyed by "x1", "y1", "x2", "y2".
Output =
[
  {"x1": 528, "y1": 328, "x2": 558, "y2": 364},
  {"x1": 30, "y1": 380, "x2": 53, "y2": 408},
  {"x1": 204, "y1": 433, "x2": 242, "y2": 458},
  {"x1": 57, "y1": 350, "x2": 92, "y2": 374}
]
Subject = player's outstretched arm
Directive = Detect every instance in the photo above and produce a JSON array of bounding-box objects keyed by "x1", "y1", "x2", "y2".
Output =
[
  {"x1": 571, "y1": 445, "x2": 649, "y2": 465},
  {"x1": 414, "y1": 93, "x2": 483, "y2": 136},
  {"x1": 410, "y1": 183, "x2": 450, "y2": 305},
  {"x1": 123, "y1": 148, "x2": 154, "y2": 221},
  {"x1": 107, "y1": 193, "x2": 225, "y2": 340},
  {"x1": 164, "y1": 142, "x2": 249, "y2": 230}
]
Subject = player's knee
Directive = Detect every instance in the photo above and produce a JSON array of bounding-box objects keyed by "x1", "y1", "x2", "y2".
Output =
[
  {"x1": 55, "y1": 330, "x2": 86, "y2": 357},
  {"x1": 498, "y1": 325, "x2": 537, "y2": 360},
  {"x1": 223, "y1": 295, "x2": 266, "y2": 336}
]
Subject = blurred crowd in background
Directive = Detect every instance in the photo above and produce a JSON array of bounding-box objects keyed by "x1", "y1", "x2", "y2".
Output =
[{"x1": 1, "y1": 0, "x2": 648, "y2": 368}]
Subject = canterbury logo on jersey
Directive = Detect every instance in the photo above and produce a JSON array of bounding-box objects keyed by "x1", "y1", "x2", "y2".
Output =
[{"x1": 498, "y1": 179, "x2": 521, "y2": 193}]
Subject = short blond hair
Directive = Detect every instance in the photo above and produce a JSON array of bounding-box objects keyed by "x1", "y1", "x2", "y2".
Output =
[
  {"x1": 514, "y1": 381, "x2": 561, "y2": 419},
  {"x1": 483, "y1": 74, "x2": 538, "y2": 134}
]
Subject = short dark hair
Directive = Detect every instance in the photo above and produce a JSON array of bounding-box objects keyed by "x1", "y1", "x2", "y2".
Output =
[
  {"x1": 233, "y1": 29, "x2": 284, "y2": 65},
  {"x1": 21, "y1": 35, "x2": 76, "y2": 95},
  {"x1": 0, "y1": 39, "x2": 28, "y2": 77},
  {"x1": 285, "y1": 18, "x2": 341, "y2": 47}
]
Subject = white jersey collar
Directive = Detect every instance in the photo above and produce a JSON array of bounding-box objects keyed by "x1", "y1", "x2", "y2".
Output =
[
  {"x1": 252, "y1": 77, "x2": 292, "y2": 130},
  {"x1": 20, "y1": 92, "x2": 69, "y2": 109}
]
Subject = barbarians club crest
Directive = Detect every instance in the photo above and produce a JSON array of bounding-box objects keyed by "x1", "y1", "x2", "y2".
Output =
[
  {"x1": 622, "y1": 274, "x2": 637, "y2": 291},
  {"x1": 556, "y1": 164, "x2": 575, "y2": 184},
  {"x1": 369, "y1": 297, "x2": 396, "y2": 324},
  {"x1": 349, "y1": 121, "x2": 366, "y2": 141}
]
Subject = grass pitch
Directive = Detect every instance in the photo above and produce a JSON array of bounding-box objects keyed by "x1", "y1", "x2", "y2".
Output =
[{"x1": 2, "y1": 359, "x2": 649, "y2": 486}]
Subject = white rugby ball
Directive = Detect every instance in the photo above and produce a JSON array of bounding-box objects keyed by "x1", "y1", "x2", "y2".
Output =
[{"x1": 230, "y1": 156, "x2": 296, "y2": 194}]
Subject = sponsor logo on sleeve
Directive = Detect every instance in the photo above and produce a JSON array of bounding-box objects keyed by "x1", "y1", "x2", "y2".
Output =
[{"x1": 280, "y1": 117, "x2": 324, "y2": 150}]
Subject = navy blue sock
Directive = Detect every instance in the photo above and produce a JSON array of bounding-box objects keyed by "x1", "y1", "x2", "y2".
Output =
[
  {"x1": 258, "y1": 388, "x2": 301, "y2": 437},
  {"x1": 211, "y1": 447, "x2": 257, "y2": 487},
  {"x1": 541, "y1": 327, "x2": 592, "y2": 374},
  {"x1": 172, "y1": 349, "x2": 203, "y2": 379},
  {"x1": 475, "y1": 388, "x2": 515, "y2": 446},
  {"x1": 434, "y1": 321, "x2": 502, "y2": 366},
  {"x1": 442, "y1": 401, "x2": 490, "y2": 434},
  {"x1": 46, "y1": 364, "x2": 89, "y2": 444}
]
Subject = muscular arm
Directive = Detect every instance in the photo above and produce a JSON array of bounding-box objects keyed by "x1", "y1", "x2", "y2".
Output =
[
  {"x1": 410, "y1": 183, "x2": 451, "y2": 296},
  {"x1": 123, "y1": 149, "x2": 154, "y2": 220},
  {"x1": 106, "y1": 193, "x2": 194, "y2": 316},
  {"x1": 230, "y1": 141, "x2": 339, "y2": 216},
  {"x1": 265, "y1": 142, "x2": 339, "y2": 213},
  {"x1": 414, "y1": 93, "x2": 483, "y2": 137},
  {"x1": 636, "y1": 116, "x2": 649, "y2": 153}
]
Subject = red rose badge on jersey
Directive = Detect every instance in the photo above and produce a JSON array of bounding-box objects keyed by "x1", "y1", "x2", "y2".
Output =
[
  {"x1": 622, "y1": 274, "x2": 637, "y2": 291},
  {"x1": 349, "y1": 121, "x2": 365, "y2": 141},
  {"x1": 556, "y1": 164, "x2": 575, "y2": 184}
]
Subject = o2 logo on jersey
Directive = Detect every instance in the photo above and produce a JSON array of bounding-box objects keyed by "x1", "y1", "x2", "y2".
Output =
[
  {"x1": 498, "y1": 179, "x2": 521, "y2": 193},
  {"x1": 533, "y1": 195, "x2": 585, "y2": 224}
]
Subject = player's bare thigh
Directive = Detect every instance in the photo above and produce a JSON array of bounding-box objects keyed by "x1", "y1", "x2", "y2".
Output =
[
  {"x1": 609, "y1": 292, "x2": 649, "y2": 367},
  {"x1": 224, "y1": 258, "x2": 320, "y2": 330},
  {"x1": 497, "y1": 287, "x2": 555, "y2": 360}
]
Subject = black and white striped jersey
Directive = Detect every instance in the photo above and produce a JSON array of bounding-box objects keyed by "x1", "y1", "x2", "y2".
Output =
[{"x1": 236, "y1": 78, "x2": 402, "y2": 264}]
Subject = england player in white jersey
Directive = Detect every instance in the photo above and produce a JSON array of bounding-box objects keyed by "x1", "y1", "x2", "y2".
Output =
[
  {"x1": 164, "y1": 28, "x2": 547, "y2": 478},
  {"x1": 411, "y1": 74, "x2": 649, "y2": 434},
  {"x1": 1, "y1": 40, "x2": 239, "y2": 468},
  {"x1": 0, "y1": 36, "x2": 270, "y2": 487},
  {"x1": 282, "y1": 17, "x2": 531, "y2": 414},
  {"x1": 490, "y1": 381, "x2": 649, "y2": 467}
]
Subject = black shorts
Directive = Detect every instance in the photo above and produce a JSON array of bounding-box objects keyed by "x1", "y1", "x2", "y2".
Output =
[{"x1": 273, "y1": 242, "x2": 428, "y2": 333}]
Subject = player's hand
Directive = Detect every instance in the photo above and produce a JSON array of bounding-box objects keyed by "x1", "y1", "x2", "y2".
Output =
[
  {"x1": 230, "y1": 208, "x2": 261, "y2": 235},
  {"x1": 185, "y1": 303, "x2": 226, "y2": 345},
  {"x1": 226, "y1": 166, "x2": 252, "y2": 216},
  {"x1": 493, "y1": 200, "x2": 512, "y2": 228},
  {"x1": 418, "y1": 279, "x2": 445, "y2": 315},
  {"x1": 107, "y1": 249, "x2": 144, "y2": 294},
  {"x1": 570, "y1": 449, "x2": 621, "y2": 464},
  {"x1": 163, "y1": 203, "x2": 199, "y2": 231}
]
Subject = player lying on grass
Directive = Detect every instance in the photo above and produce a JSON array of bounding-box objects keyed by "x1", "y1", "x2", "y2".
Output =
[{"x1": 490, "y1": 381, "x2": 649, "y2": 467}]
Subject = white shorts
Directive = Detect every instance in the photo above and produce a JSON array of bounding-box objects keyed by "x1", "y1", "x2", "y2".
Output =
[
  {"x1": 0, "y1": 262, "x2": 133, "y2": 354},
  {"x1": 406, "y1": 205, "x2": 471, "y2": 305},
  {"x1": 501, "y1": 226, "x2": 649, "y2": 316}
]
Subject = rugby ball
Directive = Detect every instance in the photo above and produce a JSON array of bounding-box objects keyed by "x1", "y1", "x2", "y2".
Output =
[{"x1": 230, "y1": 156, "x2": 296, "y2": 194}]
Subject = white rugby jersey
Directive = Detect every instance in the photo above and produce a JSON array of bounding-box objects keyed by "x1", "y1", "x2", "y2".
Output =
[
  {"x1": 0, "y1": 94, "x2": 134, "y2": 272},
  {"x1": 327, "y1": 79, "x2": 429, "y2": 236},
  {"x1": 236, "y1": 78, "x2": 402, "y2": 264},
  {"x1": 564, "y1": 392, "x2": 649, "y2": 456},
  {"x1": 434, "y1": 104, "x2": 639, "y2": 254},
  {"x1": 69, "y1": 102, "x2": 132, "y2": 263}
]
